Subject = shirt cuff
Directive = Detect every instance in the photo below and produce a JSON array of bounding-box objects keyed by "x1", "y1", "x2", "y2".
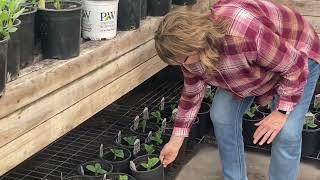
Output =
[
  {"x1": 276, "y1": 97, "x2": 296, "y2": 112},
  {"x1": 172, "y1": 127, "x2": 190, "y2": 137}
]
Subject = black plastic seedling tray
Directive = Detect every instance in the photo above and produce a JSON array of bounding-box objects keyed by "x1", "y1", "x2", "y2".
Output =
[{"x1": 0, "y1": 67, "x2": 201, "y2": 180}]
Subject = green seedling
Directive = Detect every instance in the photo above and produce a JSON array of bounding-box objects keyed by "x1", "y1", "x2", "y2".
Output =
[
  {"x1": 150, "y1": 130, "x2": 163, "y2": 145},
  {"x1": 170, "y1": 103, "x2": 177, "y2": 111},
  {"x1": 304, "y1": 113, "x2": 318, "y2": 129},
  {"x1": 38, "y1": 0, "x2": 45, "y2": 8},
  {"x1": 205, "y1": 89, "x2": 215, "y2": 103},
  {"x1": 141, "y1": 157, "x2": 160, "y2": 171},
  {"x1": 141, "y1": 119, "x2": 147, "y2": 133},
  {"x1": 151, "y1": 111, "x2": 162, "y2": 124},
  {"x1": 53, "y1": 0, "x2": 61, "y2": 9},
  {"x1": 86, "y1": 163, "x2": 107, "y2": 176},
  {"x1": 123, "y1": 136, "x2": 137, "y2": 146},
  {"x1": 0, "y1": 0, "x2": 25, "y2": 40},
  {"x1": 245, "y1": 105, "x2": 258, "y2": 118},
  {"x1": 110, "y1": 148, "x2": 124, "y2": 160},
  {"x1": 119, "y1": 175, "x2": 128, "y2": 180},
  {"x1": 144, "y1": 144, "x2": 155, "y2": 155}
]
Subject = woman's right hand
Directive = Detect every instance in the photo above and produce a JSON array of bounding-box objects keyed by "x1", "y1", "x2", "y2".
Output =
[{"x1": 159, "y1": 136, "x2": 185, "y2": 167}]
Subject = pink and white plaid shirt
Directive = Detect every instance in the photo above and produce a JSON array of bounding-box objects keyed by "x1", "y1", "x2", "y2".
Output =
[{"x1": 173, "y1": 0, "x2": 320, "y2": 137}]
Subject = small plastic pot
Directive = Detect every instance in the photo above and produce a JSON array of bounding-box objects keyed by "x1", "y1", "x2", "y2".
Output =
[
  {"x1": 0, "y1": 37, "x2": 9, "y2": 96},
  {"x1": 198, "y1": 102, "x2": 213, "y2": 137},
  {"x1": 242, "y1": 111, "x2": 264, "y2": 146},
  {"x1": 302, "y1": 113, "x2": 320, "y2": 157},
  {"x1": 101, "y1": 146, "x2": 132, "y2": 174},
  {"x1": 172, "y1": 0, "x2": 196, "y2": 5},
  {"x1": 37, "y1": 1, "x2": 81, "y2": 59},
  {"x1": 19, "y1": 6, "x2": 37, "y2": 67},
  {"x1": 130, "y1": 123, "x2": 160, "y2": 136},
  {"x1": 141, "y1": 0, "x2": 147, "y2": 19},
  {"x1": 107, "y1": 173, "x2": 136, "y2": 180},
  {"x1": 130, "y1": 154, "x2": 164, "y2": 180},
  {"x1": 117, "y1": 0, "x2": 140, "y2": 31},
  {"x1": 77, "y1": 159, "x2": 113, "y2": 178},
  {"x1": 7, "y1": 19, "x2": 21, "y2": 82},
  {"x1": 147, "y1": 0, "x2": 171, "y2": 17}
]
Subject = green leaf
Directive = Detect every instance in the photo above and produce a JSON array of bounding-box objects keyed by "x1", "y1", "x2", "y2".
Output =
[
  {"x1": 144, "y1": 144, "x2": 155, "y2": 155},
  {"x1": 123, "y1": 136, "x2": 137, "y2": 146},
  {"x1": 8, "y1": 27, "x2": 17, "y2": 33},
  {"x1": 95, "y1": 163, "x2": 102, "y2": 170},
  {"x1": 141, "y1": 119, "x2": 147, "y2": 133},
  {"x1": 148, "y1": 157, "x2": 160, "y2": 168},
  {"x1": 308, "y1": 123, "x2": 318, "y2": 128},
  {"x1": 246, "y1": 111, "x2": 255, "y2": 118},
  {"x1": 151, "y1": 130, "x2": 163, "y2": 145},
  {"x1": 111, "y1": 149, "x2": 124, "y2": 160},
  {"x1": 141, "y1": 162, "x2": 150, "y2": 170},
  {"x1": 119, "y1": 175, "x2": 128, "y2": 180},
  {"x1": 96, "y1": 168, "x2": 107, "y2": 175},
  {"x1": 151, "y1": 111, "x2": 162, "y2": 123},
  {"x1": 13, "y1": 8, "x2": 24, "y2": 21},
  {"x1": 86, "y1": 165, "x2": 96, "y2": 173}
]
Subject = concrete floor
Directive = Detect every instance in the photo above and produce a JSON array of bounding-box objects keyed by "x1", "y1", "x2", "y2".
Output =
[{"x1": 176, "y1": 144, "x2": 320, "y2": 180}]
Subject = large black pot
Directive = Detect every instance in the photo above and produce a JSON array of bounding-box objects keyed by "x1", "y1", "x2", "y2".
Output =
[
  {"x1": 147, "y1": 0, "x2": 171, "y2": 16},
  {"x1": 7, "y1": 20, "x2": 22, "y2": 82},
  {"x1": 37, "y1": 1, "x2": 81, "y2": 59},
  {"x1": 302, "y1": 113, "x2": 320, "y2": 157},
  {"x1": 118, "y1": 0, "x2": 140, "y2": 31},
  {"x1": 130, "y1": 154, "x2": 164, "y2": 180},
  {"x1": 172, "y1": 0, "x2": 196, "y2": 5},
  {"x1": 0, "y1": 37, "x2": 9, "y2": 96},
  {"x1": 198, "y1": 102, "x2": 213, "y2": 137},
  {"x1": 107, "y1": 173, "x2": 136, "y2": 180},
  {"x1": 19, "y1": 6, "x2": 37, "y2": 67},
  {"x1": 242, "y1": 111, "x2": 265, "y2": 146}
]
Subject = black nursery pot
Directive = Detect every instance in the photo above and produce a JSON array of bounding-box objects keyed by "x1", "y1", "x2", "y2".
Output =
[
  {"x1": 118, "y1": 0, "x2": 140, "y2": 31},
  {"x1": 133, "y1": 146, "x2": 161, "y2": 159},
  {"x1": 19, "y1": 6, "x2": 37, "y2": 68},
  {"x1": 0, "y1": 37, "x2": 9, "y2": 96},
  {"x1": 302, "y1": 113, "x2": 320, "y2": 157},
  {"x1": 78, "y1": 159, "x2": 113, "y2": 178},
  {"x1": 101, "y1": 147, "x2": 132, "y2": 174},
  {"x1": 37, "y1": 1, "x2": 81, "y2": 60},
  {"x1": 172, "y1": 0, "x2": 196, "y2": 5},
  {"x1": 130, "y1": 123, "x2": 160, "y2": 136},
  {"x1": 257, "y1": 105, "x2": 271, "y2": 116},
  {"x1": 242, "y1": 111, "x2": 264, "y2": 146},
  {"x1": 198, "y1": 102, "x2": 213, "y2": 137},
  {"x1": 141, "y1": 0, "x2": 148, "y2": 20},
  {"x1": 107, "y1": 173, "x2": 136, "y2": 180},
  {"x1": 148, "y1": 0, "x2": 171, "y2": 17},
  {"x1": 7, "y1": 20, "x2": 22, "y2": 82},
  {"x1": 130, "y1": 154, "x2": 164, "y2": 180},
  {"x1": 189, "y1": 117, "x2": 200, "y2": 139}
]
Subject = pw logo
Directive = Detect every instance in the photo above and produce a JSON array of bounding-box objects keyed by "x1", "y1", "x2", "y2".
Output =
[{"x1": 101, "y1": 11, "x2": 116, "y2": 21}]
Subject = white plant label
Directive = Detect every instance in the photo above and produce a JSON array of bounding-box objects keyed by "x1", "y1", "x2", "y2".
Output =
[
  {"x1": 304, "y1": 112, "x2": 315, "y2": 125},
  {"x1": 205, "y1": 85, "x2": 211, "y2": 98},
  {"x1": 103, "y1": 174, "x2": 107, "y2": 180},
  {"x1": 160, "y1": 97, "x2": 165, "y2": 111},
  {"x1": 161, "y1": 118, "x2": 167, "y2": 132},
  {"x1": 145, "y1": 131, "x2": 153, "y2": 143},
  {"x1": 99, "y1": 144, "x2": 104, "y2": 158},
  {"x1": 171, "y1": 109, "x2": 178, "y2": 122},
  {"x1": 133, "y1": 139, "x2": 140, "y2": 155},
  {"x1": 133, "y1": 116, "x2": 140, "y2": 130},
  {"x1": 130, "y1": 161, "x2": 137, "y2": 171},
  {"x1": 116, "y1": 130, "x2": 122, "y2": 144},
  {"x1": 314, "y1": 94, "x2": 320, "y2": 109},
  {"x1": 143, "y1": 107, "x2": 149, "y2": 120},
  {"x1": 80, "y1": 165, "x2": 85, "y2": 175}
]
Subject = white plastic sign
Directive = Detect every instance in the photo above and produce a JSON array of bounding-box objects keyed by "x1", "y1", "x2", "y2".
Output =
[
  {"x1": 130, "y1": 161, "x2": 137, "y2": 171},
  {"x1": 314, "y1": 94, "x2": 320, "y2": 109},
  {"x1": 133, "y1": 139, "x2": 140, "y2": 155},
  {"x1": 304, "y1": 112, "x2": 315, "y2": 125},
  {"x1": 143, "y1": 107, "x2": 149, "y2": 120},
  {"x1": 161, "y1": 118, "x2": 167, "y2": 132},
  {"x1": 171, "y1": 109, "x2": 178, "y2": 122},
  {"x1": 145, "y1": 131, "x2": 152, "y2": 143},
  {"x1": 116, "y1": 130, "x2": 121, "y2": 144},
  {"x1": 99, "y1": 144, "x2": 104, "y2": 158},
  {"x1": 160, "y1": 97, "x2": 165, "y2": 111},
  {"x1": 133, "y1": 116, "x2": 139, "y2": 130}
]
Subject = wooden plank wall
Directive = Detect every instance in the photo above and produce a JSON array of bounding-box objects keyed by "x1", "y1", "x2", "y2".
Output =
[{"x1": 0, "y1": 0, "x2": 211, "y2": 176}]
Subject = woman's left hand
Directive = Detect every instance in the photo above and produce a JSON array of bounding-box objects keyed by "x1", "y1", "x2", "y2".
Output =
[{"x1": 253, "y1": 111, "x2": 288, "y2": 145}]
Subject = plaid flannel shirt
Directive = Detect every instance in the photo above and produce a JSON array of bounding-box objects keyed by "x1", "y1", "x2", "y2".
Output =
[{"x1": 173, "y1": 0, "x2": 320, "y2": 137}]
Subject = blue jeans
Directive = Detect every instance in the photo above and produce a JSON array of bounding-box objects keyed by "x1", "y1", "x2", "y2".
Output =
[{"x1": 210, "y1": 59, "x2": 320, "y2": 180}]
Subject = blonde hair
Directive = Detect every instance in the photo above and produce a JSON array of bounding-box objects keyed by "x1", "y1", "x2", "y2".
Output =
[{"x1": 154, "y1": 11, "x2": 228, "y2": 71}]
